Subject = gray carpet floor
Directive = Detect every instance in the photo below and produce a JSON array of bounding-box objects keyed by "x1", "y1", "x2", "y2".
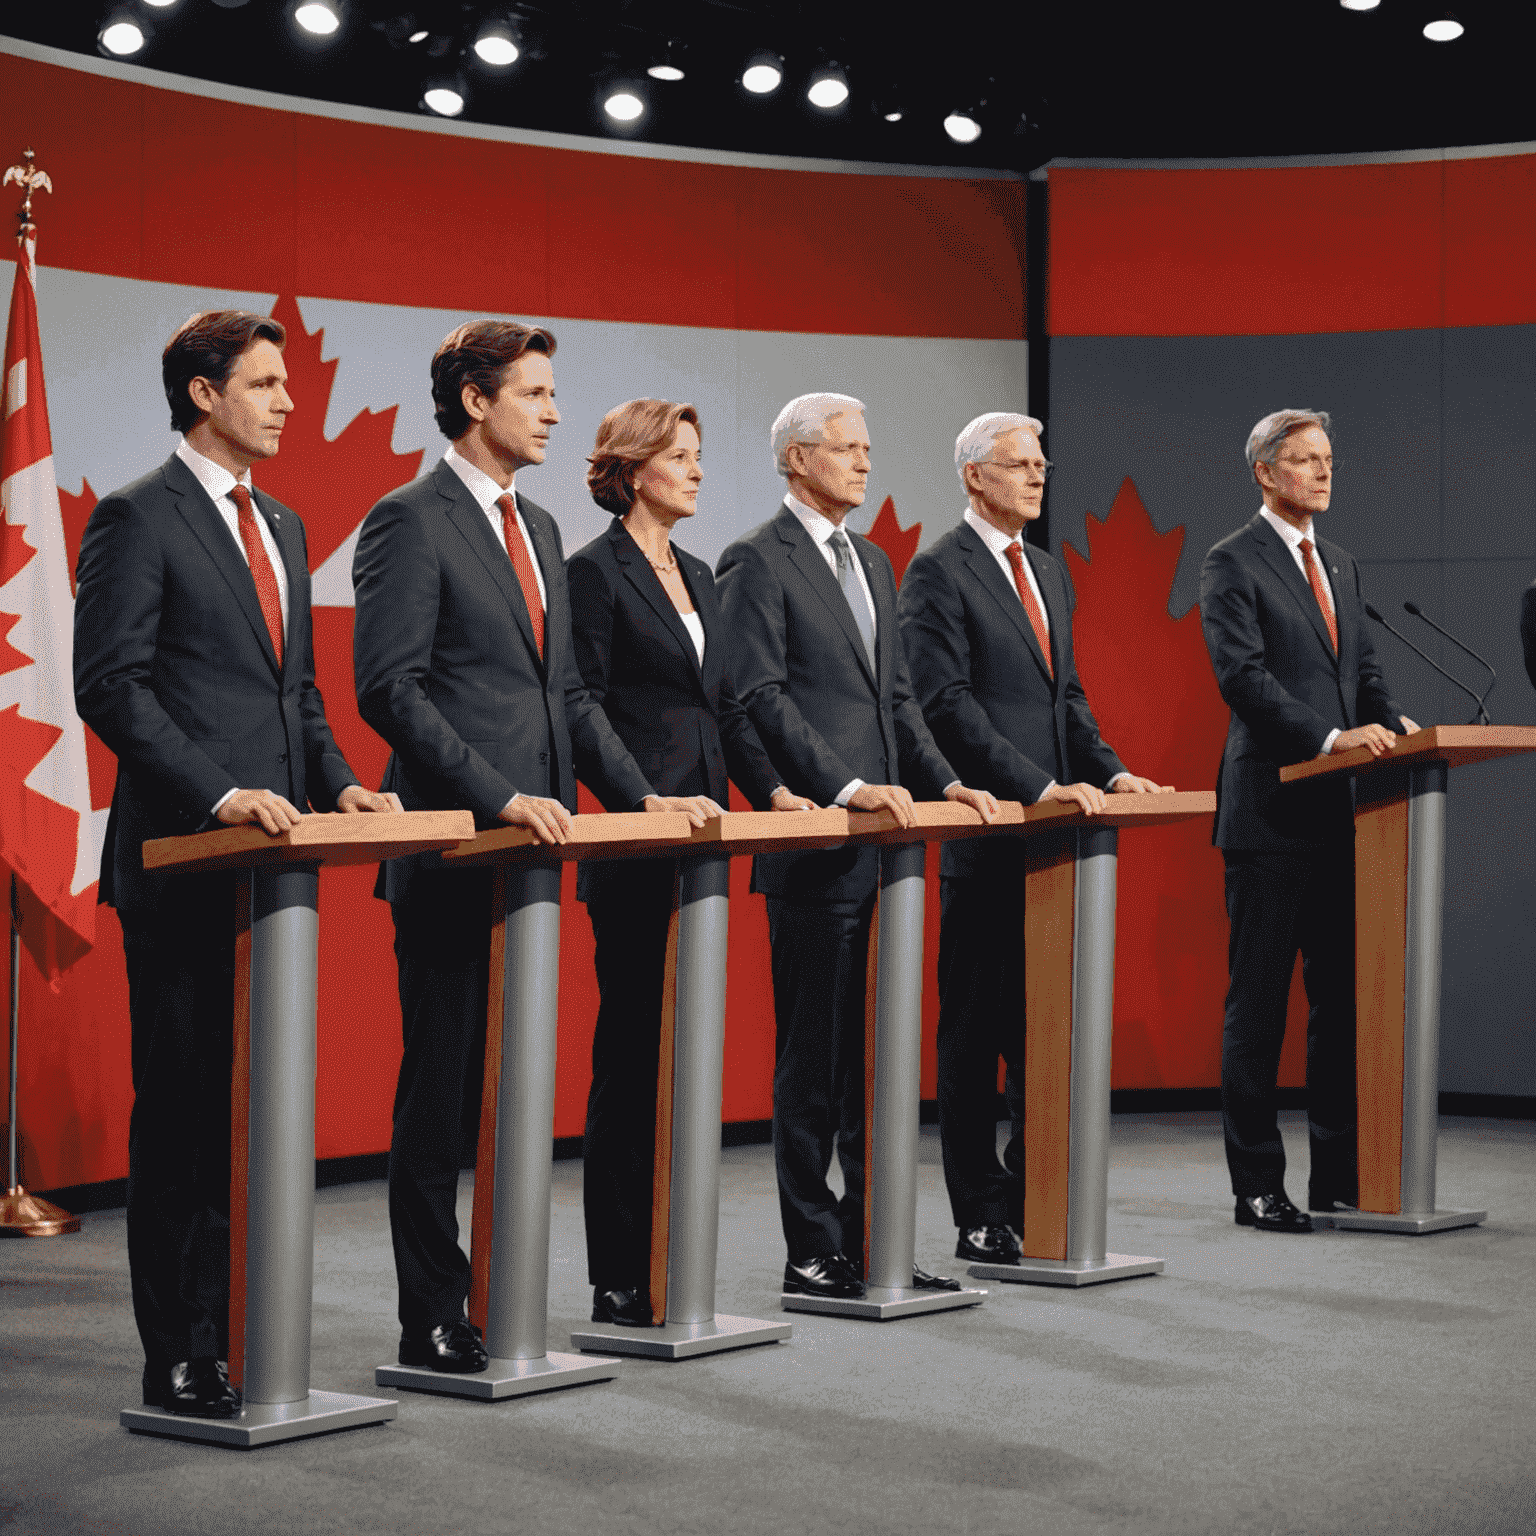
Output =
[{"x1": 3, "y1": 1111, "x2": 1532, "y2": 1536}]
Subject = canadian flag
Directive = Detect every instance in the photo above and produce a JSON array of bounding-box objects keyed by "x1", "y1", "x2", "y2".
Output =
[{"x1": 0, "y1": 235, "x2": 103, "y2": 982}]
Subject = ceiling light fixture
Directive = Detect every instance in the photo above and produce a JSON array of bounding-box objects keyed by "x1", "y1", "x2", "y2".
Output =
[
  {"x1": 409, "y1": 30, "x2": 428, "y2": 43},
  {"x1": 99, "y1": 17, "x2": 147, "y2": 55},
  {"x1": 604, "y1": 88, "x2": 645, "y2": 123},
  {"x1": 944, "y1": 111, "x2": 982, "y2": 144},
  {"x1": 473, "y1": 19, "x2": 519, "y2": 66},
  {"x1": 1423, "y1": 15, "x2": 1464, "y2": 40},
  {"x1": 807, "y1": 63, "x2": 849, "y2": 110},
  {"x1": 422, "y1": 78, "x2": 466, "y2": 117},
  {"x1": 1339, "y1": 0, "x2": 1380, "y2": 10},
  {"x1": 742, "y1": 50, "x2": 783, "y2": 95},
  {"x1": 294, "y1": 2, "x2": 341, "y2": 37},
  {"x1": 142, "y1": 0, "x2": 179, "y2": 8},
  {"x1": 648, "y1": 41, "x2": 685, "y2": 81}
]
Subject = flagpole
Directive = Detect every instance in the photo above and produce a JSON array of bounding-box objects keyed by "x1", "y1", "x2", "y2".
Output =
[{"x1": 0, "y1": 149, "x2": 79, "y2": 1238}]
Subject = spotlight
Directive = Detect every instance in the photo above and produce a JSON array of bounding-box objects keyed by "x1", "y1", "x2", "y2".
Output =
[
  {"x1": 473, "y1": 19, "x2": 519, "y2": 66},
  {"x1": 807, "y1": 63, "x2": 849, "y2": 110},
  {"x1": 1339, "y1": 0, "x2": 1380, "y2": 9},
  {"x1": 98, "y1": 15, "x2": 147, "y2": 55},
  {"x1": 294, "y1": 2, "x2": 340, "y2": 37},
  {"x1": 422, "y1": 77, "x2": 466, "y2": 116},
  {"x1": 143, "y1": 0, "x2": 179, "y2": 7},
  {"x1": 648, "y1": 42, "x2": 685, "y2": 82},
  {"x1": 1423, "y1": 15, "x2": 1464, "y2": 39},
  {"x1": 605, "y1": 88, "x2": 645, "y2": 123},
  {"x1": 944, "y1": 111, "x2": 982, "y2": 144},
  {"x1": 873, "y1": 87, "x2": 905, "y2": 123},
  {"x1": 742, "y1": 50, "x2": 783, "y2": 94},
  {"x1": 409, "y1": 30, "x2": 428, "y2": 43}
]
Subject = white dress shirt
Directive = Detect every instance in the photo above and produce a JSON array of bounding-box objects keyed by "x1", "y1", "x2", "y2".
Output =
[
  {"x1": 442, "y1": 443, "x2": 549, "y2": 611},
  {"x1": 177, "y1": 439, "x2": 291, "y2": 817},
  {"x1": 679, "y1": 608, "x2": 706, "y2": 666},
  {"x1": 1257, "y1": 505, "x2": 1341, "y2": 756},
  {"x1": 963, "y1": 506, "x2": 1125, "y2": 798}
]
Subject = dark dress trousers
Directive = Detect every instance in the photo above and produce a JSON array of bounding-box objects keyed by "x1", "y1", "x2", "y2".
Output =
[
  {"x1": 352, "y1": 460, "x2": 653, "y2": 1331},
  {"x1": 73, "y1": 451, "x2": 358, "y2": 1371},
  {"x1": 899, "y1": 521, "x2": 1126, "y2": 1229},
  {"x1": 566, "y1": 518, "x2": 782, "y2": 1289},
  {"x1": 716, "y1": 503, "x2": 955, "y2": 1262},
  {"x1": 1199, "y1": 511, "x2": 1406, "y2": 1201}
]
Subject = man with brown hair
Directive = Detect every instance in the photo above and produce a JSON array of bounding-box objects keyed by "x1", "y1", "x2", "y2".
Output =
[
  {"x1": 74, "y1": 310, "x2": 395, "y2": 1418},
  {"x1": 353, "y1": 321, "x2": 681, "y2": 1371}
]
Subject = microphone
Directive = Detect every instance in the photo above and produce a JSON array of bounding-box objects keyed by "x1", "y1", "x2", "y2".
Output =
[
  {"x1": 1364, "y1": 603, "x2": 1488, "y2": 725},
  {"x1": 1403, "y1": 600, "x2": 1495, "y2": 724}
]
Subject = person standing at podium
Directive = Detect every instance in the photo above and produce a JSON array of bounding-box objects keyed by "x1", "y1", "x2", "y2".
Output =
[
  {"x1": 1200, "y1": 408, "x2": 1418, "y2": 1234},
  {"x1": 898, "y1": 411, "x2": 1169, "y2": 1268},
  {"x1": 353, "y1": 322, "x2": 700, "y2": 1374},
  {"x1": 717, "y1": 392, "x2": 997, "y2": 1302},
  {"x1": 74, "y1": 310, "x2": 397, "y2": 1419},
  {"x1": 567, "y1": 398, "x2": 814, "y2": 1327}
]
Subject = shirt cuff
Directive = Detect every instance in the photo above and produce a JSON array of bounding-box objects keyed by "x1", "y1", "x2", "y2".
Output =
[
  {"x1": 210, "y1": 787, "x2": 239, "y2": 817},
  {"x1": 833, "y1": 779, "x2": 864, "y2": 807},
  {"x1": 500, "y1": 793, "x2": 519, "y2": 816},
  {"x1": 1034, "y1": 780, "x2": 1058, "y2": 804},
  {"x1": 941, "y1": 780, "x2": 961, "y2": 797},
  {"x1": 1105, "y1": 772, "x2": 1127, "y2": 791},
  {"x1": 1319, "y1": 730, "x2": 1341, "y2": 757}
]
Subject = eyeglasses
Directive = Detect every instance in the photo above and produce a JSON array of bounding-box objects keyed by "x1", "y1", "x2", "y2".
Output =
[{"x1": 985, "y1": 458, "x2": 1053, "y2": 480}]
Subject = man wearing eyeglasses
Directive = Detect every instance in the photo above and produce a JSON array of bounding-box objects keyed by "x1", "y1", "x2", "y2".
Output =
[{"x1": 898, "y1": 412, "x2": 1167, "y2": 1267}]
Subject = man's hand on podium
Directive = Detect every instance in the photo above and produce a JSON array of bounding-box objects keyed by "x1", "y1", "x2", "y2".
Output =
[
  {"x1": 769, "y1": 787, "x2": 819, "y2": 812},
  {"x1": 643, "y1": 794, "x2": 724, "y2": 828},
  {"x1": 1400, "y1": 717, "x2": 1421, "y2": 733},
  {"x1": 848, "y1": 783, "x2": 916, "y2": 826},
  {"x1": 1040, "y1": 781, "x2": 1107, "y2": 816},
  {"x1": 499, "y1": 794, "x2": 574, "y2": 844},
  {"x1": 1331, "y1": 724, "x2": 1398, "y2": 757},
  {"x1": 1112, "y1": 775, "x2": 1175, "y2": 794},
  {"x1": 217, "y1": 788, "x2": 303, "y2": 835},
  {"x1": 944, "y1": 783, "x2": 999, "y2": 822},
  {"x1": 336, "y1": 785, "x2": 404, "y2": 814}
]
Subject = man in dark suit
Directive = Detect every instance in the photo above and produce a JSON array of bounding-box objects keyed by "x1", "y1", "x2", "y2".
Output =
[
  {"x1": 352, "y1": 323, "x2": 690, "y2": 1371},
  {"x1": 716, "y1": 392, "x2": 997, "y2": 1301},
  {"x1": 1200, "y1": 408, "x2": 1418, "y2": 1233},
  {"x1": 74, "y1": 310, "x2": 395, "y2": 1418},
  {"x1": 898, "y1": 412, "x2": 1168, "y2": 1266}
]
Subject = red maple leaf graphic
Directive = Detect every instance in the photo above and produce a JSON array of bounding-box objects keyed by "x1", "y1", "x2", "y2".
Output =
[
  {"x1": 862, "y1": 495, "x2": 921, "y2": 584},
  {"x1": 0, "y1": 612, "x2": 33, "y2": 678},
  {"x1": 0, "y1": 511, "x2": 36, "y2": 587},
  {"x1": 58, "y1": 477, "x2": 96, "y2": 599},
  {"x1": 1066, "y1": 477, "x2": 1309, "y2": 1090}
]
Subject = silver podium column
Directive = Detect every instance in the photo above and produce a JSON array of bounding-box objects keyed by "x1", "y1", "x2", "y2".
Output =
[
  {"x1": 124, "y1": 866, "x2": 398, "y2": 1447},
  {"x1": 573, "y1": 855, "x2": 790, "y2": 1358},
  {"x1": 379, "y1": 863, "x2": 618, "y2": 1398},
  {"x1": 970, "y1": 827, "x2": 1165, "y2": 1287},
  {"x1": 1325, "y1": 763, "x2": 1485, "y2": 1234},
  {"x1": 784, "y1": 841, "x2": 986, "y2": 1320}
]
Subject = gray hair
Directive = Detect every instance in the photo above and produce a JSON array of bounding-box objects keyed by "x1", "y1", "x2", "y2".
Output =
[
  {"x1": 954, "y1": 411, "x2": 1044, "y2": 487},
  {"x1": 1245, "y1": 409, "x2": 1332, "y2": 474},
  {"x1": 771, "y1": 392, "x2": 866, "y2": 477}
]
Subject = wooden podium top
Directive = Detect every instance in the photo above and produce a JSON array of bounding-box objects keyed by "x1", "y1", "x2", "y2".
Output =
[
  {"x1": 1278, "y1": 724, "x2": 1536, "y2": 785},
  {"x1": 143, "y1": 809, "x2": 476, "y2": 875},
  {"x1": 440, "y1": 810, "x2": 696, "y2": 866},
  {"x1": 847, "y1": 799, "x2": 1027, "y2": 845},
  {"x1": 1008, "y1": 789, "x2": 1216, "y2": 835},
  {"x1": 683, "y1": 807, "x2": 850, "y2": 856}
]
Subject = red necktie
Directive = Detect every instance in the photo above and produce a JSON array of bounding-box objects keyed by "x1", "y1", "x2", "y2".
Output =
[
  {"x1": 228, "y1": 484, "x2": 284, "y2": 666},
  {"x1": 496, "y1": 493, "x2": 545, "y2": 658},
  {"x1": 1299, "y1": 538, "x2": 1338, "y2": 655},
  {"x1": 1004, "y1": 541, "x2": 1053, "y2": 679}
]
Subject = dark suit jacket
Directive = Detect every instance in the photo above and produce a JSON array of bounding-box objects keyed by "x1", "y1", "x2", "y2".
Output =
[
  {"x1": 1199, "y1": 511, "x2": 1405, "y2": 853},
  {"x1": 899, "y1": 520, "x2": 1126, "y2": 879},
  {"x1": 73, "y1": 452, "x2": 357, "y2": 918},
  {"x1": 1521, "y1": 580, "x2": 1536, "y2": 691},
  {"x1": 352, "y1": 459, "x2": 652, "y2": 906},
  {"x1": 716, "y1": 502, "x2": 955, "y2": 901}
]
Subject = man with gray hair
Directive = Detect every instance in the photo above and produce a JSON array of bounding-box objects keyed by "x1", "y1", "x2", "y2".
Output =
[
  {"x1": 899, "y1": 410, "x2": 1167, "y2": 1265},
  {"x1": 717, "y1": 391, "x2": 998, "y2": 1302},
  {"x1": 1200, "y1": 408, "x2": 1418, "y2": 1233}
]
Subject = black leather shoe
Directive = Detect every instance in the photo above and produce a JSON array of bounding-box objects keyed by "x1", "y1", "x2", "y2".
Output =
[
  {"x1": 956, "y1": 1224, "x2": 1023, "y2": 1264},
  {"x1": 592, "y1": 1287, "x2": 655, "y2": 1326},
  {"x1": 142, "y1": 1359, "x2": 242, "y2": 1419},
  {"x1": 911, "y1": 1264, "x2": 962, "y2": 1292},
  {"x1": 398, "y1": 1318, "x2": 489, "y2": 1373},
  {"x1": 783, "y1": 1254, "x2": 866, "y2": 1299},
  {"x1": 1235, "y1": 1191, "x2": 1312, "y2": 1233}
]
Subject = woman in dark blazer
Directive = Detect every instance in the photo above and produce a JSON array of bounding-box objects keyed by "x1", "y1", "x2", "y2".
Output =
[{"x1": 567, "y1": 398, "x2": 813, "y2": 1326}]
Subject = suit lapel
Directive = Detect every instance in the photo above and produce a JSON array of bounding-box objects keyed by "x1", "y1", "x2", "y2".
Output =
[
  {"x1": 1249, "y1": 513, "x2": 1338, "y2": 669},
  {"x1": 165, "y1": 455, "x2": 283, "y2": 679},
  {"x1": 1316, "y1": 535, "x2": 1356, "y2": 681},
  {"x1": 254, "y1": 487, "x2": 301, "y2": 684},
  {"x1": 775, "y1": 505, "x2": 877, "y2": 692},
  {"x1": 611, "y1": 521, "x2": 705, "y2": 692},
  {"x1": 958, "y1": 522, "x2": 1053, "y2": 688},
  {"x1": 438, "y1": 463, "x2": 542, "y2": 671}
]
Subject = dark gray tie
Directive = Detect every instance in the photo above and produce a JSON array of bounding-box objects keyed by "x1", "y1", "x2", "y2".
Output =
[{"x1": 830, "y1": 528, "x2": 877, "y2": 673}]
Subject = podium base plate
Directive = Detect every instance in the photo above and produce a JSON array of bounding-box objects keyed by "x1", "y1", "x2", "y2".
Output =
[
  {"x1": 1312, "y1": 1206, "x2": 1487, "y2": 1235},
  {"x1": 570, "y1": 1312, "x2": 791, "y2": 1360},
  {"x1": 781, "y1": 1284, "x2": 986, "y2": 1320},
  {"x1": 374, "y1": 1351, "x2": 618, "y2": 1400},
  {"x1": 968, "y1": 1253, "x2": 1165, "y2": 1287},
  {"x1": 120, "y1": 1388, "x2": 397, "y2": 1448}
]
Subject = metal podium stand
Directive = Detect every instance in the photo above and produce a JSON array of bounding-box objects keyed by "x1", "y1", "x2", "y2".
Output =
[
  {"x1": 572, "y1": 810, "x2": 847, "y2": 1359},
  {"x1": 376, "y1": 813, "x2": 696, "y2": 1398},
  {"x1": 964, "y1": 793, "x2": 1215, "y2": 1288},
  {"x1": 120, "y1": 810, "x2": 472, "y2": 1448},
  {"x1": 1280, "y1": 726, "x2": 1536, "y2": 1234}
]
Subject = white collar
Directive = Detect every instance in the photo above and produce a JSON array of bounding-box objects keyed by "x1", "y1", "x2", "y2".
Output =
[
  {"x1": 963, "y1": 506, "x2": 1028, "y2": 558},
  {"x1": 784, "y1": 490, "x2": 854, "y2": 547},
  {"x1": 444, "y1": 441, "x2": 517, "y2": 514},
  {"x1": 1259, "y1": 504, "x2": 1317, "y2": 551},
  {"x1": 176, "y1": 437, "x2": 252, "y2": 504}
]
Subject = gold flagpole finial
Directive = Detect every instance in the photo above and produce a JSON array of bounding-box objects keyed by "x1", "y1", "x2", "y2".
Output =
[{"x1": 3, "y1": 148, "x2": 53, "y2": 245}]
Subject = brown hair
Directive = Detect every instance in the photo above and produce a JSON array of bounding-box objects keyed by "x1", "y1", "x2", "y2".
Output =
[
  {"x1": 162, "y1": 310, "x2": 287, "y2": 434},
  {"x1": 586, "y1": 399, "x2": 701, "y2": 516},
  {"x1": 430, "y1": 319, "x2": 557, "y2": 440}
]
